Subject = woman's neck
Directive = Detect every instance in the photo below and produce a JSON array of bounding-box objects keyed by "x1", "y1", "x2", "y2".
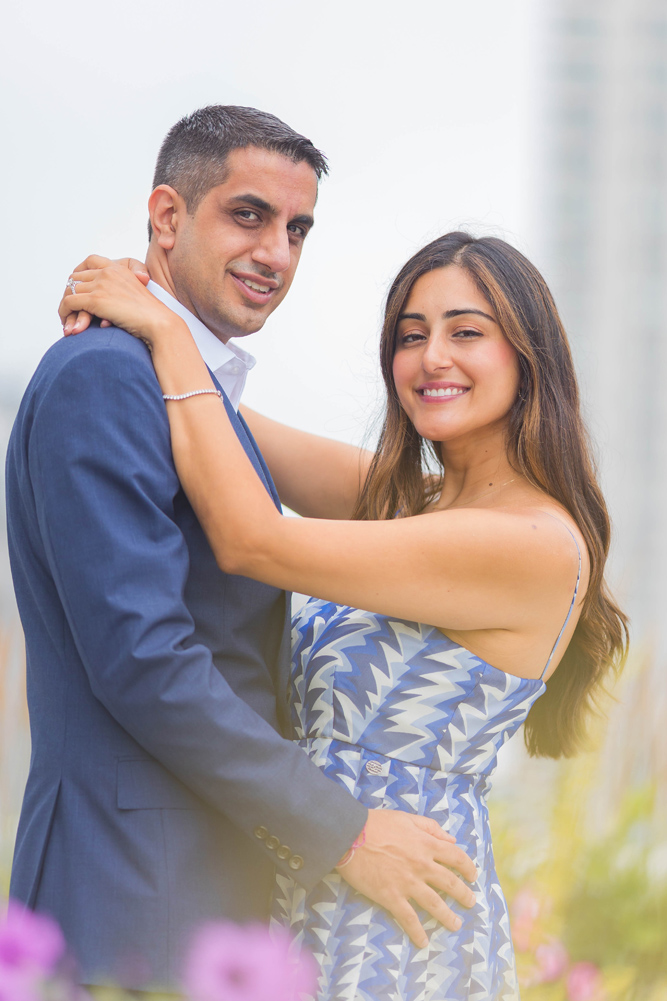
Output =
[{"x1": 434, "y1": 425, "x2": 518, "y2": 510}]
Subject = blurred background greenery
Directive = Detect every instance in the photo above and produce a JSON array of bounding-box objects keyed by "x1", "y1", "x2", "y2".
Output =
[{"x1": 490, "y1": 654, "x2": 667, "y2": 999}]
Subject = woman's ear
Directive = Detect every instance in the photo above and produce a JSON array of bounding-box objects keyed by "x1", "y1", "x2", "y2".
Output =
[{"x1": 148, "y1": 185, "x2": 182, "y2": 251}]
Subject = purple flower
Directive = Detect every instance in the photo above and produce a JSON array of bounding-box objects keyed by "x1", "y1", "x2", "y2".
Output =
[
  {"x1": 183, "y1": 923, "x2": 316, "y2": 1001},
  {"x1": 0, "y1": 903, "x2": 65, "y2": 976},
  {"x1": 567, "y1": 961, "x2": 605, "y2": 1001},
  {"x1": 535, "y1": 938, "x2": 569, "y2": 982}
]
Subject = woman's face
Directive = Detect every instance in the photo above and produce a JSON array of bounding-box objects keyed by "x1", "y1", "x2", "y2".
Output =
[{"x1": 392, "y1": 265, "x2": 521, "y2": 447}]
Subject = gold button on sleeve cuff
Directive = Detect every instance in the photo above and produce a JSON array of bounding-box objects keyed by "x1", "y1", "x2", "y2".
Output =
[
  {"x1": 265, "y1": 835, "x2": 280, "y2": 851},
  {"x1": 276, "y1": 845, "x2": 291, "y2": 860},
  {"x1": 288, "y1": 855, "x2": 304, "y2": 871},
  {"x1": 254, "y1": 826, "x2": 269, "y2": 841}
]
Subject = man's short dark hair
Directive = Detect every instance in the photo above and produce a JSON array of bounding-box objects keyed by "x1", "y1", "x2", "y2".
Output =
[{"x1": 148, "y1": 105, "x2": 328, "y2": 238}]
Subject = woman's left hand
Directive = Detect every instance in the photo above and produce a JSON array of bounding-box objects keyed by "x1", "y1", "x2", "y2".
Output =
[
  {"x1": 61, "y1": 262, "x2": 181, "y2": 346},
  {"x1": 60, "y1": 255, "x2": 149, "y2": 335}
]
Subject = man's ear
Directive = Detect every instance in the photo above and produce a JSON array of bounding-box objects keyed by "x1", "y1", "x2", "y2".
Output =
[{"x1": 148, "y1": 185, "x2": 184, "y2": 250}]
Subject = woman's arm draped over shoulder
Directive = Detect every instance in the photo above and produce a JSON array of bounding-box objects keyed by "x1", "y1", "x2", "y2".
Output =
[
  {"x1": 147, "y1": 332, "x2": 576, "y2": 644},
  {"x1": 240, "y1": 406, "x2": 373, "y2": 519},
  {"x1": 62, "y1": 265, "x2": 581, "y2": 672}
]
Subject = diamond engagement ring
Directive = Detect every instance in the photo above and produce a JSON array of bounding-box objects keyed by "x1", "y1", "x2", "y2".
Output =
[{"x1": 67, "y1": 278, "x2": 80, "y2": 294}]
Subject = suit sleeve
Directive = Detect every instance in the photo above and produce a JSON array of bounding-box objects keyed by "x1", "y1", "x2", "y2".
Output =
[{"x1": 29, "y1": 336, "x2": 367, "y2": 890}]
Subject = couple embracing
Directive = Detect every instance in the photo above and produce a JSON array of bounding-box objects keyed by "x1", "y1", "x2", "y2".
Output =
[{"x1": 6, "y1": 105, "x2": 626, "y2": 1000}]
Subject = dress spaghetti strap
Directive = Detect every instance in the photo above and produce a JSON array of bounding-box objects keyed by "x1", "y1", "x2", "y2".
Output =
[{"x1": 539, "y1": 515, "x2": 582, "y2": 681}]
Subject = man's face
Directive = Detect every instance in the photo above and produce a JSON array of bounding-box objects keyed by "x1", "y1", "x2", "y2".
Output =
[{"x1": 164, "y1": 146, "x2": 318, "y2": 342}]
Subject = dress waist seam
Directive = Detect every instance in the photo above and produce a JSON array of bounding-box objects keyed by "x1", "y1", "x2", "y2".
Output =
[{"x1": 293, "y1": 734, "x2": 493, "y2": 779}]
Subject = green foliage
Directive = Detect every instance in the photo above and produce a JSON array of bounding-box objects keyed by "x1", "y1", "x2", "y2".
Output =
[
  {"x1": 560, "y1": 784, "x2": 667, "y2": 986},
  {"x1": 490, "y1": 657, "x2": 667, "y2": 1000}
]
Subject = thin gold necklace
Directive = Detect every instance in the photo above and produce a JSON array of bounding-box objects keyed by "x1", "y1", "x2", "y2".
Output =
[{"x1": 445, "y1": 477, "x2": 516, "y2": 509}]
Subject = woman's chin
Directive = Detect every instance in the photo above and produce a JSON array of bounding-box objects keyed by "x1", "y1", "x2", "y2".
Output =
[{"x1": 412, "y1": 419, "x2": 467, "y2": 444}]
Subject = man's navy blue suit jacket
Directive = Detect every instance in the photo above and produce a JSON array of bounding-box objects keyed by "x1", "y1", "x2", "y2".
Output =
[{"x1": 5, "y1": 326, "x2": 366, "y2": 988}]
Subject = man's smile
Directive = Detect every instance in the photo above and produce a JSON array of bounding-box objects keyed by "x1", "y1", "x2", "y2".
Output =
[{"x1": 229, "y1": 270, "x2": 281, "y2": 306}]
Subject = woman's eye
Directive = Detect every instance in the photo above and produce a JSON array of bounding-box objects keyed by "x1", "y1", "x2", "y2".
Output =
[
  {"x1": 453, "y1": 328, "x2": 482, "y2": 339},
  {"x1": 400, "y1": 331, "x2": 426, "y2": 344}
]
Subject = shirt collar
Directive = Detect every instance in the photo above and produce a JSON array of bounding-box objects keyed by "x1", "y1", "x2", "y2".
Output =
[{"x1": 147, "y1": 280, "x2": 255, "y2": 410}]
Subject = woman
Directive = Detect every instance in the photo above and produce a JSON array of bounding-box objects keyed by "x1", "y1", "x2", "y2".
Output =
[{"x1": 61, "y1": 232, "x2": 627, "y2": 1000}]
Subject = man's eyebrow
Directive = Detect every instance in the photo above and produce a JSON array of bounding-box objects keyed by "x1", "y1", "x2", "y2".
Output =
[
  {"x1": 227, "y1": 194, "x2": 314, "y2": 230},
  {"x1": 228, "y1": 194, "x2": 277, "y2": 213},
  {"x1": 290, "y1": 213, "x2": 315, "y2": 230}
]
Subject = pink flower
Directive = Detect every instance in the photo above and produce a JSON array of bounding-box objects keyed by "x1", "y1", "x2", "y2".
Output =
[
  {"x1": 183, "y1": 923, "x2": 316, "y2": 1001},
  {"x1": 510, "y1": 888, "x2": 542, "y2": 952},
  {"x1": 567, "y1": 961, "x2": 605, "y2": 1001},
  {"x1": 0, "y1": 965, "x2": 43, "y2": 1001},
  {"x1": 0, "y1": 902, "x2": 65, "y2": 976},
  {"x1": 535, "y1": 938, "x2": 569, "y2": 982}
]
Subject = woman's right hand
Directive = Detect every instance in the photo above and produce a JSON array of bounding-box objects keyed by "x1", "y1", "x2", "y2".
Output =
[
  {"x1": 59, "y1": 260, "x2": 186, "y2": 347},
  {"x1": 59, "y1": 255, "x2": 149, "y2": 335}
]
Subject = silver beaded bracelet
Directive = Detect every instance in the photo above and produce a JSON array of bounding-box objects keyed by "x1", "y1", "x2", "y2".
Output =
[{"x1": 162, "y1": 389, "x2": 223, "y2": 402}]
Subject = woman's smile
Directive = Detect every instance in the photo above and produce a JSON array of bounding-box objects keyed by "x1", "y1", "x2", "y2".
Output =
[{"x1": 417, "y1": 381, "x2": 471, "y2": 401}]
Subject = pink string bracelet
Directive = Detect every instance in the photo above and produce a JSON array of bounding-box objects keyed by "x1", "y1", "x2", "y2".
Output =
[{"x1": 336, "y1": 825, "x2": 367, "y2": 869}]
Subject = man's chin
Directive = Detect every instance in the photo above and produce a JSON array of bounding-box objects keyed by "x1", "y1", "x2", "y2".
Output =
[{"x1": 210, "y1": 309, "x2": 270, "y2": 341}]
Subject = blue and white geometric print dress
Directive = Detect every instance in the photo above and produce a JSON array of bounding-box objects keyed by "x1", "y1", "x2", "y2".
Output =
[{"x1": 272, "y1": 540, "x2": 580, "y2": 1001}]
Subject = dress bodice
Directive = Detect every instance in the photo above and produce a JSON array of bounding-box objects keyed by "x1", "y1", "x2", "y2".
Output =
[{"x1": 290, "y1": 599, "x2": 546, "y2": 778}]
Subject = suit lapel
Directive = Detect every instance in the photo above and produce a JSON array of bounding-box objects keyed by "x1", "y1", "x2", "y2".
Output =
[
  {"x1": 207, "y1": 369, "x2": 293, "y2": 725},
  {"x1": 236, "y1": 411, "x2": 282, "y2": 511},
  {"x1": 207, "y1": 369, "x2": 280, "y2": 510}
]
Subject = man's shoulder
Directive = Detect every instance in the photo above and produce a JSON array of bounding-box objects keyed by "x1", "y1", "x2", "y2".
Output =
[
  {"x1": 40, "y1": 326, "x2": 154, "y2": 371},
  {"x1": 27, "y1": 327, "x2": 158, "y2": 399},
  {"x1": 13, "y1": 328, "x2": 164, "y2": 440}
]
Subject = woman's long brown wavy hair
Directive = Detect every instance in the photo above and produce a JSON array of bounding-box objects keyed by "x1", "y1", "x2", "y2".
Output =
[{"x1": 353, "y1": 232, "x2": 628, "y2": 759}]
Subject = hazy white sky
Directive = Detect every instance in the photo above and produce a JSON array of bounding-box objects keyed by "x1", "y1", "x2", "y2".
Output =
[{"x1": 1, "y1": 0, "x2": 543, "y2": 441}]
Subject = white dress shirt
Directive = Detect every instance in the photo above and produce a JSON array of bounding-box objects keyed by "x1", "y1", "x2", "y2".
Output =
[{"x1": 147, "y1": 280, "x2": 255, "y2": 411}]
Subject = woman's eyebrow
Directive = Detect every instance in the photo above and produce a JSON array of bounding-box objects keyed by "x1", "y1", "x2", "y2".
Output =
[
  {"x1": 398, "y1": 308, "x2": 498, "y2": 323},
  {"x1": 443, "y1": 308, "x2": 497, "y2": 323}
]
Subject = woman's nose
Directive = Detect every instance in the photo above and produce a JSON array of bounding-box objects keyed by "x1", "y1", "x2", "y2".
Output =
[{"x1": 422, "y1": 335, "x2": 453, "y2": 372}]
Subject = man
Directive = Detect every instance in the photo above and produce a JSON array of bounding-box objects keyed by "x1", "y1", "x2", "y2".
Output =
[{"x1": 7, "y1": 106, "x2": 474, "y2": 992}]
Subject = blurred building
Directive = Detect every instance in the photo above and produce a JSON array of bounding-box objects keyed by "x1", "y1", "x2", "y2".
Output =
[{"x1": 541, "y1": 0, "x2": 667, "y2": 657}]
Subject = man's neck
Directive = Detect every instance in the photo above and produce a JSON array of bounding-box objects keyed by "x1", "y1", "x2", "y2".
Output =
[
  {"x1": 144, "y1": 246, "x2": 179, "y2": 304},
  {"x1": 145, "y1": 245, "x2": 234, "y2": 345}
]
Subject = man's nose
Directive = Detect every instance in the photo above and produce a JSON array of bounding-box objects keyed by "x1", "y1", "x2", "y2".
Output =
[{"x1": 251, "y1": 224, "x2": 291, "y2": 274}]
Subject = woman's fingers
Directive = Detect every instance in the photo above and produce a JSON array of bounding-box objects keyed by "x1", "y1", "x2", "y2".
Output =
[
  {"x1": 59, "y1": 271, "x2": 100, "y2": 330},
  {"x1": 73, "y1": 254, "x2": 113, "y2": 272},
  {"x1": 59, "y1": 257, "x2": 149, "y2": 335},
  {"x1": 59, "y1": 265, "x2": 184, "y2": 345},
  {"x1": 126, "y1": 258, "x2": 150, "y2": 283},
  {"x1": 60, "y1": 275, "x2": 97, "y2": 334},
  {"x1": 63, "y1": 309, "x2": 93, "y2": 336}
]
